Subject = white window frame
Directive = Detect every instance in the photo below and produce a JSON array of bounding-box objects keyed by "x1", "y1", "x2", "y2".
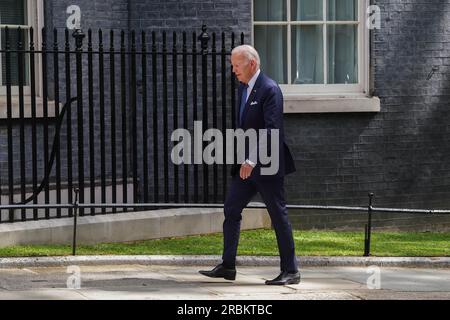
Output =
[
  {"x1": 0, "y1": 0, "x2": 44, "y2": 96},
  {"x1": 251, "y1": 0, "x2": 370, "y2": 97}
]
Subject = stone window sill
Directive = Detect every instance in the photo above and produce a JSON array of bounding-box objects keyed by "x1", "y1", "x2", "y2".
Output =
[
  {"x1": 0, "y1": 96, "x2": 60, "y2": 119},
  {"x1": 283, "y1": 94, "x2": 380, "y2": 113}
]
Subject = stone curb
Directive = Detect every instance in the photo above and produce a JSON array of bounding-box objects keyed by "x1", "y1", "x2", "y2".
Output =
[{"x1": 0, "y1": 255, "x2": 449, "y2": 269}]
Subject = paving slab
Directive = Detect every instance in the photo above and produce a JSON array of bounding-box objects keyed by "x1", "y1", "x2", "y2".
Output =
[{"x1": 0, "y1": 265, "x2": 449, "y2": 300}]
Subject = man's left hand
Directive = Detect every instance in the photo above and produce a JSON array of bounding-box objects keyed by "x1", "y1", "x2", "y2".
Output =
[{"x1": 240, "y1": 163, "x2": 254, "y2": 180}]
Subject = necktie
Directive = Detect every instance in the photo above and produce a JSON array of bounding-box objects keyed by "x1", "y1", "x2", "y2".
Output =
[{"x1": 239, "y1": 84, "x2": 248, "y2": 126}]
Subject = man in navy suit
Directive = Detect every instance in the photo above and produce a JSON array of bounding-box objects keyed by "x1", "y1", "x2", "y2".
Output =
[{"x1": 199, "y1": 45, "x2": 300, "y2": 285}]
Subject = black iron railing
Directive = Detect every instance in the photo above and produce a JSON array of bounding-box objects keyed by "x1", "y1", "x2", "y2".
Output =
[
  {"x1": 0, "y1": 192, "x2": 449, "y2": 256},
  {"x1": 0, "y1": 25, "x2": 243, "y2": 222}
]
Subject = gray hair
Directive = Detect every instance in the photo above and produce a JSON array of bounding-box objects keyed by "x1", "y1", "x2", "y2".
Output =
[{"x1": 231, "y1": 45, "x2": 261, "y2": 69}]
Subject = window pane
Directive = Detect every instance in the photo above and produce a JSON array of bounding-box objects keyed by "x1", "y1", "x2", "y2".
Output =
[
  {"x1": 254, "y1": 0, "x2": 286, "y2": 21},
  {"x1": 327, "y1": 0, "x2": 358, "y2": 21},
  {"x1": 291, "y1": 0, "x2": 323, "y2": 21},
  {"x1": 291, "y1": 25, "x2": 323, "y2": 84},
  {"x1": 327, "y1": 25, "x2": 358, "y2": 84},
  {"x1": 1, "y1": 28, "x2": 30, "y2": 86},
  {"x1": 0, "y1": 0, "x2": 27, "y2": 25},
  {"x1": 254, "y1": 25, "x2": 287, "y2": 84}
]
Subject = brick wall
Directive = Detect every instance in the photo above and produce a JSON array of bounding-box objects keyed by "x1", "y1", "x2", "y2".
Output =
[
  {"x1": 284, "y1": 0, "x2": 450, "y2": 213},
  {"x1": 129, "y1": 0, "x2": 251, "y2": 36},
  {"x1": 0, "y1": 0, "x2": 130, "y2": 203}
]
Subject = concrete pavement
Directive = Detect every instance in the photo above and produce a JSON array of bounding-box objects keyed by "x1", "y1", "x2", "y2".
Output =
[{"x1": 0, "y1": 264, "x2": 449, "y2": 300}]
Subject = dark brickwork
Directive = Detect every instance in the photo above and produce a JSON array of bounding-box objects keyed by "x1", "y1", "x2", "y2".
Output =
[
  {"x1": 0, "y1": 0, "x2": 130, "y2": 202},
  {"x1": 129, "y1": 0, "x2": 251, "y2": 36},
  {"x1": 127, "y1": 0, "x2": 251, "y2": 202},
  {"x1": 284, "y1": 0, "x2": 450, "y2": 213},
  {"x1": 46, "y1": 0, "x2": 129, "y2": 32}
]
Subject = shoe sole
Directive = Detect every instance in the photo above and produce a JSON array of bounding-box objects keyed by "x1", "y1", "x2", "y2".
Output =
[
  {"x1": 199, "y1": 272, "x2": 236, "y2": 281},
  {"x1": 265, "y1": 278, "x2": 301, "y2": 285}
]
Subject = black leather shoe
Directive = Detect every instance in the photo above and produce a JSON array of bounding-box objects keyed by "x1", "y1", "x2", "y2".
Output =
[
  {"x1": 265, "y1": 271, "x2": 301, "y2": 285},
  {"x1": 199, "y1": 264, "x2": 236, "y2": 281}
]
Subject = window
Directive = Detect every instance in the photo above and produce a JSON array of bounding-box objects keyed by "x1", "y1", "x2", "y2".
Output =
[
  {"x1": 252, "y1": 0, "x2": 370, "y2": 96},
  {"x1": 0, "y1": 0, "x2": 43, "y2": 95}
]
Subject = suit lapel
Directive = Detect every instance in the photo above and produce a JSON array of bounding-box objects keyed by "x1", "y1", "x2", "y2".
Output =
[
  {"x1": 241, "y1": 73, "x2": 263, "y2": 127},
  {"x1": 236, "y1": 84, "x2": 244, "y2": 127}
]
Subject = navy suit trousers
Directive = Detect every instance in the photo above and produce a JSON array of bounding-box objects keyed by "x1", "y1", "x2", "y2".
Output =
[{"x1": 222, "y1": 175, "x2": 299, "y2": 273}]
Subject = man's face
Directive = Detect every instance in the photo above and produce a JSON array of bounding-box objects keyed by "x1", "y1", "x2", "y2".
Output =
[{"x1": 231, "y1": 53, "x2": 257, "y2": 84}]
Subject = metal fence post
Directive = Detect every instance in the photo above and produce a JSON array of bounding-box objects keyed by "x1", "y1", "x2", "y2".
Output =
[
  {"x1": 5, "y1": 26, "x2": 14, "y2": 222},
  {"x1": 72, "y1": 189, "x2": 80, "y2": 256},
  {"x1": 73, "y1": 29, "x2": 86, "y2": 216},
  {"x1": 364, "y1": 193, "x2": 374, "y2": 256},
  {"x1": 198, "y1": 25, "x2": 210, "y2": 203}
]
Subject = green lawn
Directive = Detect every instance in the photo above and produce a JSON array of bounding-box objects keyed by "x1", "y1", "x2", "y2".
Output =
[{"x1": 0, "y1": 229, "x2": 448, "y2": 257}]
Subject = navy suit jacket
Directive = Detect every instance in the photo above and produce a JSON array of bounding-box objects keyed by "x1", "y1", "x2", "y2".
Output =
[{"x1": 230, "y1": 72, "x2": 296, "y2": 179}]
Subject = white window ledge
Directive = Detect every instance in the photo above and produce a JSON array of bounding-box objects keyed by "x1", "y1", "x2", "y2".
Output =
[
  {"x1": 283, "y1": 94, "x2": 380, "y2": 113},
  {"x1": 0, "y1": 96, "x2": 61, "y2": 119}
]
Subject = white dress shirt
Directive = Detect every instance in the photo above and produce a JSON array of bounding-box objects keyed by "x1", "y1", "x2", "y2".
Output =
[
  {"x1": 245, "y1": 69, "x2": 260, "y2": 103},
  {"x1": 244, "y1": 69, "x2": 261, "y2": 168}
]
